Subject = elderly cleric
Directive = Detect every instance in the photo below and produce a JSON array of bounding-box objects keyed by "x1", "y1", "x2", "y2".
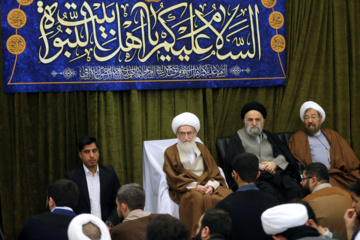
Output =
[{"x1": 163, "y1": 112, "x2": 232, "y2": 238}]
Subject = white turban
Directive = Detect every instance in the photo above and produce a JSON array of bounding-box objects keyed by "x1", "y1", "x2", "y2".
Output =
[
  {"x1": 171, "y1": 112, "x2": 200, "y2": 134},
  {"x1": 68, "y1": 214, "x2": 111, "y2": 240},
  {"x1": 261, "y1": 204, "x2": 308, "y2": 235},
  {"x1": 300, "y1": 101, "x2": 326, "y2": 123}
]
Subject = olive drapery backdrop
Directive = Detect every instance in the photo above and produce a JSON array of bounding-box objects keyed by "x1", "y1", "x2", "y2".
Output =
[{"x1": 1, "y1": 0, "x2": 359, "y2": 239}]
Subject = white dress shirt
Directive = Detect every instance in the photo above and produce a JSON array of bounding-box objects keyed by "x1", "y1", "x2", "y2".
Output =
[{"x1": 83, "y1": 164, "x2": 102, "y2": 220}]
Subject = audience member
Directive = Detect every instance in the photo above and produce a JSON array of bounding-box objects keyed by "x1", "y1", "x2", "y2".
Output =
[
  {"x1": 261, "y1": 203, "x2": 323, "y2": 240},
  {"x1": 289, "y1": 101, "x2": 360, "y2": 189},
  {"x1": 195, "y1": 208, "x2": 232, "y2": 240},
  {"x1": 110, "y1": 183, "x2": 156, "y2": 240},
  {"x1": 301, "y1": 163, "x2": 352, "y2": 239},
  {"x1": 68, "y1": 213, "x2": 111, "y2": 240},
  {"x1": 216, "y1": 152, "x2": 279, "y2": 240},
  {"x1": 344, "y1": 179, "x2": 360, "y2": 240},
  {"x1": 163, "y1": 112, "x2": 232, "y2": 237},
  {"x1": 17, "y1": 179, "x2": 79, "y2": 240},
  {"x1": 223, "y1": 101, "x2": 302, "y2": 202},
  {"x1": 292, "y1": 199, "x2": 343, "y2": 239},
  {"x1": 146, "y1": 214, "x2": 189, "y2": 240},
  {"x1": 65, "y1": 136, "x2": 121, "y2": 228}
]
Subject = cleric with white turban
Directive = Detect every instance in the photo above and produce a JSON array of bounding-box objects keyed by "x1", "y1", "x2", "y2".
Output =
[
  {"x1": 172, "y1": 112, "x2": 200, "y2": 134},
  {"x1": 300, "y1": 101, "x2": 326, "y2": 123},
  {"x1": 68, "y1": 214, "x2": 111, "y2": 240},
  {"x1": 261, "y1": 204, "x2": 308, "y2": 236}
]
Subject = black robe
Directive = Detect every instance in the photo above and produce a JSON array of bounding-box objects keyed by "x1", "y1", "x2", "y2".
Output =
[{"x1": 223, "y1": 130, "x2": 302, "y2": 202}]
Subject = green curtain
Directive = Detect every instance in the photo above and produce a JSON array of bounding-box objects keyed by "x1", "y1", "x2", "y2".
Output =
[{"x1": 1, "y1": 0, "x2": 359, "y2": 239}]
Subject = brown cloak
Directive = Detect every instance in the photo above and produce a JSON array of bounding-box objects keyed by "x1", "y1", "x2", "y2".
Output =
[
  {"x1": 163, "y1": 142, "x2": 232, "y2": 238},
  {"x1": 303, "y1": 186, "x2": 352, "y2": 240},
  {"x1": 289, "y1": 128, "x2": 360, "y2": 189}
]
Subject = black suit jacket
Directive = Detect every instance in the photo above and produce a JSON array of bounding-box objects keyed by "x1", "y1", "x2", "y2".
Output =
[
  {"x1": 17, "y1": 210, "x2": 75, "y2": 240},
  {"x1": 65, "y1": 164, "x2": 121, "y2": 225},
  {"x1": 216, "y1": 188, "x2": 279, "y2": 240}
]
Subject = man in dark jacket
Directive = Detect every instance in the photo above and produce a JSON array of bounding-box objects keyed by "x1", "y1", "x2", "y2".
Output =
[
  {"x1": 65, "y1": 136, "x2": 120, "y2": 228},
  {"x1": 217, "y1": 152, "x2": 279, "y2": 240},
  {"x1": 18, "y1": 179, "x2": 79, "y2": 240},
  {"x1": 223, "y1": 101, "x2": 302, "y2": 202}
]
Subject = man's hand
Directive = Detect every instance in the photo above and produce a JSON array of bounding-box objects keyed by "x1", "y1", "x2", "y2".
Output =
[
  {"x1": 344, "y1": 208, "x2": 357, "y2": 240},
  {"x1": 196, "y1": 185, "x2": 213, "y2": 195},
  {"x1": 260, "y1": 162, "x2": 277, "y2": 175}
]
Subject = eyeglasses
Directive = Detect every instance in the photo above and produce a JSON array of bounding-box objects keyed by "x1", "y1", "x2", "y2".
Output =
[
  {"x1": 301, "y1": 176, "x2": 313, "y2": 181},
  {"x1": 304, "y1": 116, "x2": 320, "y2": 121},
  {"x1": 177, "y1": 131, "x2": 195, "y2": 137}
]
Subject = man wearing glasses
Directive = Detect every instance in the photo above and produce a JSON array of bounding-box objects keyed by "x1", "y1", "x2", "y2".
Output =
[
  {"x1": 163, "y1": 112, "x2": 232, "y2": 239},
  {"x1": 289, "y1": 101, "x2": 360, "y2": 190},
  {"x1": 301, "y1": 162, "x2": 352, "y2": 240}
]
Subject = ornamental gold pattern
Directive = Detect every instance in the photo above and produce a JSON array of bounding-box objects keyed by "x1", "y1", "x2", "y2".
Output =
[
  {"x1": 261, "y1": 0, "x2": 277, "y2": 9},
  {"x1": 7, "y1": 9, "x2": 27, "y2": 29},
  {"x1": 270, "y1": 35, "x2": 285, "y2": 53},
  {"x1": 17, "y1": 0, "x2": 33, "y2": 6},
  {"x1": 6, "y1": 35, "x2": 26, "y2": 55},
  {"x1": 269, "y1": 11, "x2": 284, "y2": 30}
]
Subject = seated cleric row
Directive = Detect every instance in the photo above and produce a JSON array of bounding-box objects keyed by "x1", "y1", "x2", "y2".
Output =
[{"x1": 17, "y1": 99, "x2": 360, "y2": 240}]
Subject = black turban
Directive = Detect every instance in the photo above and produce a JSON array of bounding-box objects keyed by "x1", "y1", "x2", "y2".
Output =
[{"x1": 241, "y1": 101, "x2": 267, "y2": 119}]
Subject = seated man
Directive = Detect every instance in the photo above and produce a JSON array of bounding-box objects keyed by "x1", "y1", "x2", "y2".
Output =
[
  {"x1": 301, "y1": 162, "x2": 352, "y2": 240},
  {"x1": 195, "y1": 208, "x2": 232, "y2": 240},
  {"x1": 68, "y1": 213, "x2": 111, "y2": 240},
  {"x1": 18, "y1": 179, "x2": 79, "y2": 240},
  {"x1": 110, "y1": 183, "x2": 157, "y2": 240},
  {"x1": 289, "y1": 101, "x2": 360, "y2": 189},
  {"x1": 261, "y1": 203, "x2": 322, "y2": 239},
  {"x1": 224, "y1": 101, "x2": 302, "y2": 202},
  {"x1": 146, "y1": 215, "x2": 189, "y2": 240},
  {"x1": 216, "y1": 152, "x2": 279, "y2": 240},
  {"x1": 163, "y1": 112, "x2": 232, "y2": 238},
  {"x1": 344, "y1": 179, "x2": 360, "y2": 240}
]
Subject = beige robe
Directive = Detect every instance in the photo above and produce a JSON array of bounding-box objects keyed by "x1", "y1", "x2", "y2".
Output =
[
  {"x1": 289, "y1": 128, "x2": 360, "y2": 189},
  {"x1": 163, "y1": 142, "x2": 232, "y2": 238}
]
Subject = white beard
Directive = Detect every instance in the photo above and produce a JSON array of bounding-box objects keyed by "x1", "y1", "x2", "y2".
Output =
[
  {"x1": 178, "y1": 140, "x2": 196, "y2": 152},
  {"x1": 245, "y1": 122, "x2": 264, "y2": 137}
]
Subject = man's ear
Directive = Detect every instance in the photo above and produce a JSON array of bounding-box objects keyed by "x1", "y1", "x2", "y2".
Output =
[
  {"x1": 121, "y1": 202, "x2": 128, "y2": 212},
  {"x1": 255, "y1": 171, "x2": 261, "y2": 180},
  {"x1": 48, "y1": 197, "x2": 56, "y2": 208},
  {"x1": 201, "y1": 226, "x2": 210, "y2": 239}
]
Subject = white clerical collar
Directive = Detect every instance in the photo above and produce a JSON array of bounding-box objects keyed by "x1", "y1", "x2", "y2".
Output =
[{"x1": 313, "y1": 130, "x2": 321, "y2": 136}]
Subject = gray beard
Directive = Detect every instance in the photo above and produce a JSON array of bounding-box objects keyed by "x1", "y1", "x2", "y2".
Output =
[
  {"x1": 178, "y1": 140, "x2": 196, "y2": 152},
  {"x1": 305, "y1": 125, "x2": 321, "y2": 136},
  {"x1": 245, "y1": 124, "x2": 263, "y2": 137}
]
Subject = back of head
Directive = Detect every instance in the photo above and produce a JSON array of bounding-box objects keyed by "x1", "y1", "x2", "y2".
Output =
[
  {"x1": 304, "y1": 162, "x2": 329, "y2": 182},
  {"x1": 350, "y1": 179, "x2": 360, "y2": 197},
  {"x1": 78, "y1": 136, "x2": 98, "y2": 152},
  {"x1": 68, "y1": 214, "x2": 111, "y2": 240},
  {"x1": 146, "y1": 215, "x2": 189, "y2": 240},
  {"x1": 116, "y1": 183, "x2": 145, "y2": 211},
  {"x1": 261, "y1": 203, "x2": 308, "y2": 236},
  {"x1": 47, "y1": 179, "x2": 79, "y2": 210},
  {"x1": 201, "y1": 208, "x2": 232, "y2": 239},
  {"x1": 232, "y1": 153, "x2": 259, "y2": 183},
  {"x1": 82, "y1": 222, "x2": 101, "y2": 240}
]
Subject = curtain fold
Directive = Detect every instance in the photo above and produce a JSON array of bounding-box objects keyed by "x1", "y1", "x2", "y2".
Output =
[{"x1": 1, "y1": 1, "x2": 360, "y2": 239}]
